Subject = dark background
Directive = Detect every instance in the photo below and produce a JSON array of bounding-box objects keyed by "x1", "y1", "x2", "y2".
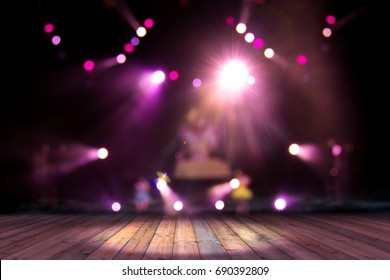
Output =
[{"x1": 1, "y1": 0, "x2": 388, "y2": 212}]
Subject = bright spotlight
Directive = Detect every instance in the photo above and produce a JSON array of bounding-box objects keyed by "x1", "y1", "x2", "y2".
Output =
[
  {"x1": 288, "y1": 143, "x2": 300, "y2": 156},
  {"x1": 151, "y1": 70, "x2": 166, "y2": 84},
  {"x1": 156, "y1": 178, "x2": 168, "y2": 191},
  {"x1": 116, "y1": 53, "x2": 126, "y2": 64},
  {"x1": 229, "y1": 178, "x2": 240, "y2": 189},
  {"x1": 173, "y1": 201, "x2": 183, "y2": 211},
  {"x1": 215, "y1": 200, "x2": 225, "y2": 210},
  {"x1": 136, "y1": 26, "x2": 147, "y2": 37},
  {"x1": 112, "y1": 202, "x2": 121, "y2": 212},
  {"x1": 97, "y1": 148, "x2": 109, "y2": 159},
  {"x1": 236, "y1": 23, "x2": 247, "y2": 34},
  {"x1": 274, "y1": 198, "x2": 286, "y2": 211},
  {"x1": 264, "y1": 48, "x2": 274, "y2": 59},
  {"x1": 218, "y1": 60, "x2": 249, "y2": 91}
]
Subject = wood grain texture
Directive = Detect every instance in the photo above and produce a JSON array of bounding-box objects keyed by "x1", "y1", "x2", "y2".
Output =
[{"x1": 1, "y1": 211, "x2": 389, "y2": 260}]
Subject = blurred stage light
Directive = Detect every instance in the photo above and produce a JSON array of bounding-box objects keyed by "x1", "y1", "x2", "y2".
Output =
[
  {"x1": 325, "y1": 15, "x2": 337, "y2": 25},
  {"x1": 192, "y1": 78, "x2": 202, "y2": 88},
  {"x1": 225, "y1": 16, "x2": 235, "y2": 26},
  {"x1": 244, "y1": 32, "x2": 255, "y2": 43},
  {"x1": 144, "y1": 18, "x2": 154, "y2": 28},
  {"x1": 123, "y1": 42, "x2": 135, "y2": 53},
  {"x1": 274, "y1": 198, "x2": 286, "y2": 211},
  {"x1": 288, "y1": 143, "x2": 300, "y2": 156},
  {"x1": 296, "y1": 54, "x2": 308, "y2": 65},
  {"x1": 43, "y1": 23, "x2": 55, "y2": 33},
  {"x1": 173, "y1": 201, "x2": 183, "y2": 211},
  {"x1": 252, "y1": 38, "x2": 264, "y2": 49},
  {"x1": 130, "y1": 37, "x2": 140, "y2": 46},
  {"x1": 156, "y1": 178, "x2": 168, "y2": 191},
  {"x1": 230, "y1": 178, "x2": 240, "y2": 189},
  {"x1": 116, "y1": 53, "x2": 126, "y2": 64},
  {"x1": 111, "y1": 202, "x2": 121, "y2": 212},
  {"x1": 168, "y1": 70, "x2": 179, "y2": 81},
  {"x1": 215, "y1": 200, "x2": 225, "y2": 210},
  {"x1": 51, "y1": 35, "x2": 61, "y2": 46},
  {"x1": 322, "y1": 27, "x2": 332, "y2": 38},
  {"x1": 264, "y1": 48, "x2": 274, "y2": 58},
  {"x1": 236, "y1": 23, "x2": 247, "y2": 34},
  {"x1": 83, "y1": 60, "x2": 95, "y2": 72},
  {"x1": 136, "y1": 26, "x2": 147, "y2": 37},
  {"x1": 151, "y1": 70, "x2": 166, "y2": 84},
  {"x1": 218, "y1": 59, "x2": 249, "y2": 92},
  {"x1": 97, "y1": 148, "x2": 109, "y2": 159}
]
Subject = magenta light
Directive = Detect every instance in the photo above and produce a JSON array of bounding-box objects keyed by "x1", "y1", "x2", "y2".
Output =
[
  {"x1": 325, "y1": 15, "x2": 337, "y2": 25},
  {"x1": 296, "y1": 54, "x2": 308, "y2": 65},
  {"x1": 169, "y1": 70, "x2": 179, "y2": 81},
  {"x1": 144, "y1": 18, "x2": 154, "y2": 29},
  {"x1": 192, "y1": 78, "x2": 202, "y2": 88},
  {"x1": 124, "y1": 43, "x2": 135, "y2": 53},
  {"x1": 332, "y1": 144, "x2": 342, "y2": 157},
  {"x1": 51, "y1": 35, "x2": 61, "y2": 45},
  {"x1": 83, "y1": 60, "x2": 95, "y2": 72},
  {"x1": 43, "y1": 23, "x2": 55, "y2": 33},
  {"x1": 252, "y1": 38, "x2": 264, "y2": 49},
  {"x1": 112, "y1": 202, "x2": 121, "y2": 212},
  {"x1": 225, "y1": 16, "x2": 236, "y2": 26}
]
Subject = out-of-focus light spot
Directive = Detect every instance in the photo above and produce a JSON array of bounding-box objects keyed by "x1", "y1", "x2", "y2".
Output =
[
  {"x1": 325, "y1": 15, "x2": 337, "y2": 25},
  {"x1": 83, "y1": 60, "x2": 95, "y2": 72},
  {"x1": 112, "y1": 202, "x2": 121, "y2": 212},
  {"x1": 192, "y1": 78, "x2": 202, "y2": 87},
  {"x1": 43, "y1": 23, "x2": 55, "y2": 33},
  {"x1": 173, "y1": 201, "x2": 183, "y2": 211},
  {"x1": 124, "y1": 43, "x2": 135, "y2": 53},
  {"x1": 219, "y1": 60, "x2": 249, "y2": 91},
  {"x1": 236, "y1": 23, "x2": 247, "y2": 34},
  {"x1": 274, "y1": 198, "x2": 286, "y2": 211},
  {"x1": 144, "y1": 18, "x2": 154, "y2": 28},
  {"x1": 175, "y1": 152, "x2": 182, "y2": 159},
  {"x1": 156, "y1": 178, "x2": 168, "y2": 191},
  {"x1": 296, "y1": 54, "x2": 308, "y2": 65},
  {"x1": 97, "y1": 148, "x2": 109, "y2": 159},
  {"x1": 246, "y1": 75, "x2": 255, "y2": 85},
  {"x1": 252, "y1": 38, "x2": 264, "y2": 49},
  {"x1": 264, "y1": 48, "x2": 274, "y2": 58},
  {"x1": 332, "y1": 144, "x2": 342, "y2": 157},
  {"x1": 226, "y1": 16, "x2": 235, "y2": 26},
  {"x1": 289, "y1": 143, "x2": 300, "y2": 155},
  {"x1": 244, "y1": 32, "x2": 255, "y2": 43},
  {"x1": 51, "y1": 35, "x2": 61, "y2": 45},
  {"x1": 131, "y1": 37, "x2": 140, "y2": 46},
  {"x1": 116, "y1": 53, "x2": 126, "y2": 64},
  {"x1": 322, "y1": 27, "x2": 332, "y2": 38},
  {"x1": 151, "y1": 70, "x2": 166, "y2": 84},
  {"x1": 136, "y1": 26, "x2": 147, "y2": 37},
  {"x1": 215, "y1": 200, "x2": 225, "y2": 210},
  {"x1": 230, "y1": 178, "x2": 240, "y2": 189},
  {"x1": 169, "y1": 70, "x2": 179, "y2": 81}
]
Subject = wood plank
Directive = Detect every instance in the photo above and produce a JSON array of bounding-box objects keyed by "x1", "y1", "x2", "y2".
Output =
[
  {"x1": 262, "y1": 213, "x2": 390, "y2": 259},
  {"x1": 250, "y1": 214, "x2": 355, "y2": 260},
  {"x1": 114, "y1": 215, "x2": 162, "y2": 260},
  {"x1": 192, "y1": 217, "x2": 231, "y2": 259},
  {"x1": 143, "y1": 215, "x2": 176, "y2": 260},
  {"x1": 3, "y1": 214, "x2": 112, "y2": 259},
  {"x1": 0, "y1": 215, "x2": 52, "y2": 233},
  {"x1": 85, "y1": 215, "x2": 150, "y2": 260},
  {"x1": 53, "y1": 214, "x2": 133, "y2": 259},
  {"x1": 238, "y1": 215, "x2": 324, "y2": 259},
  {"x1": 172, "y1": 216, "x2": 201, "y2": 260},
  {"x1": 0, "y1": 215, "x2": 70, "y2": 241},
  {"x1": 0, "y1": 215, "x2": 83, "y2": 258},
  {"x1": 205, "y1": 214, "x2": 261, "y2": 259},
  {"x1": 293, "y1": 214, "x2": 390, "y2": 253}
]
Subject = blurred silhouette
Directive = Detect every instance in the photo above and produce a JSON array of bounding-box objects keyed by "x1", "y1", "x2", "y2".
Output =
[
  {"x1": 230, "y1": 170, "x2": 253, "y2": 215},
  {"x1": 133, "y1": 177, "x2": 152, "y2": 212},
  {"x1": 173, "y1": 107, "x2": 231, "y2": 180}
]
